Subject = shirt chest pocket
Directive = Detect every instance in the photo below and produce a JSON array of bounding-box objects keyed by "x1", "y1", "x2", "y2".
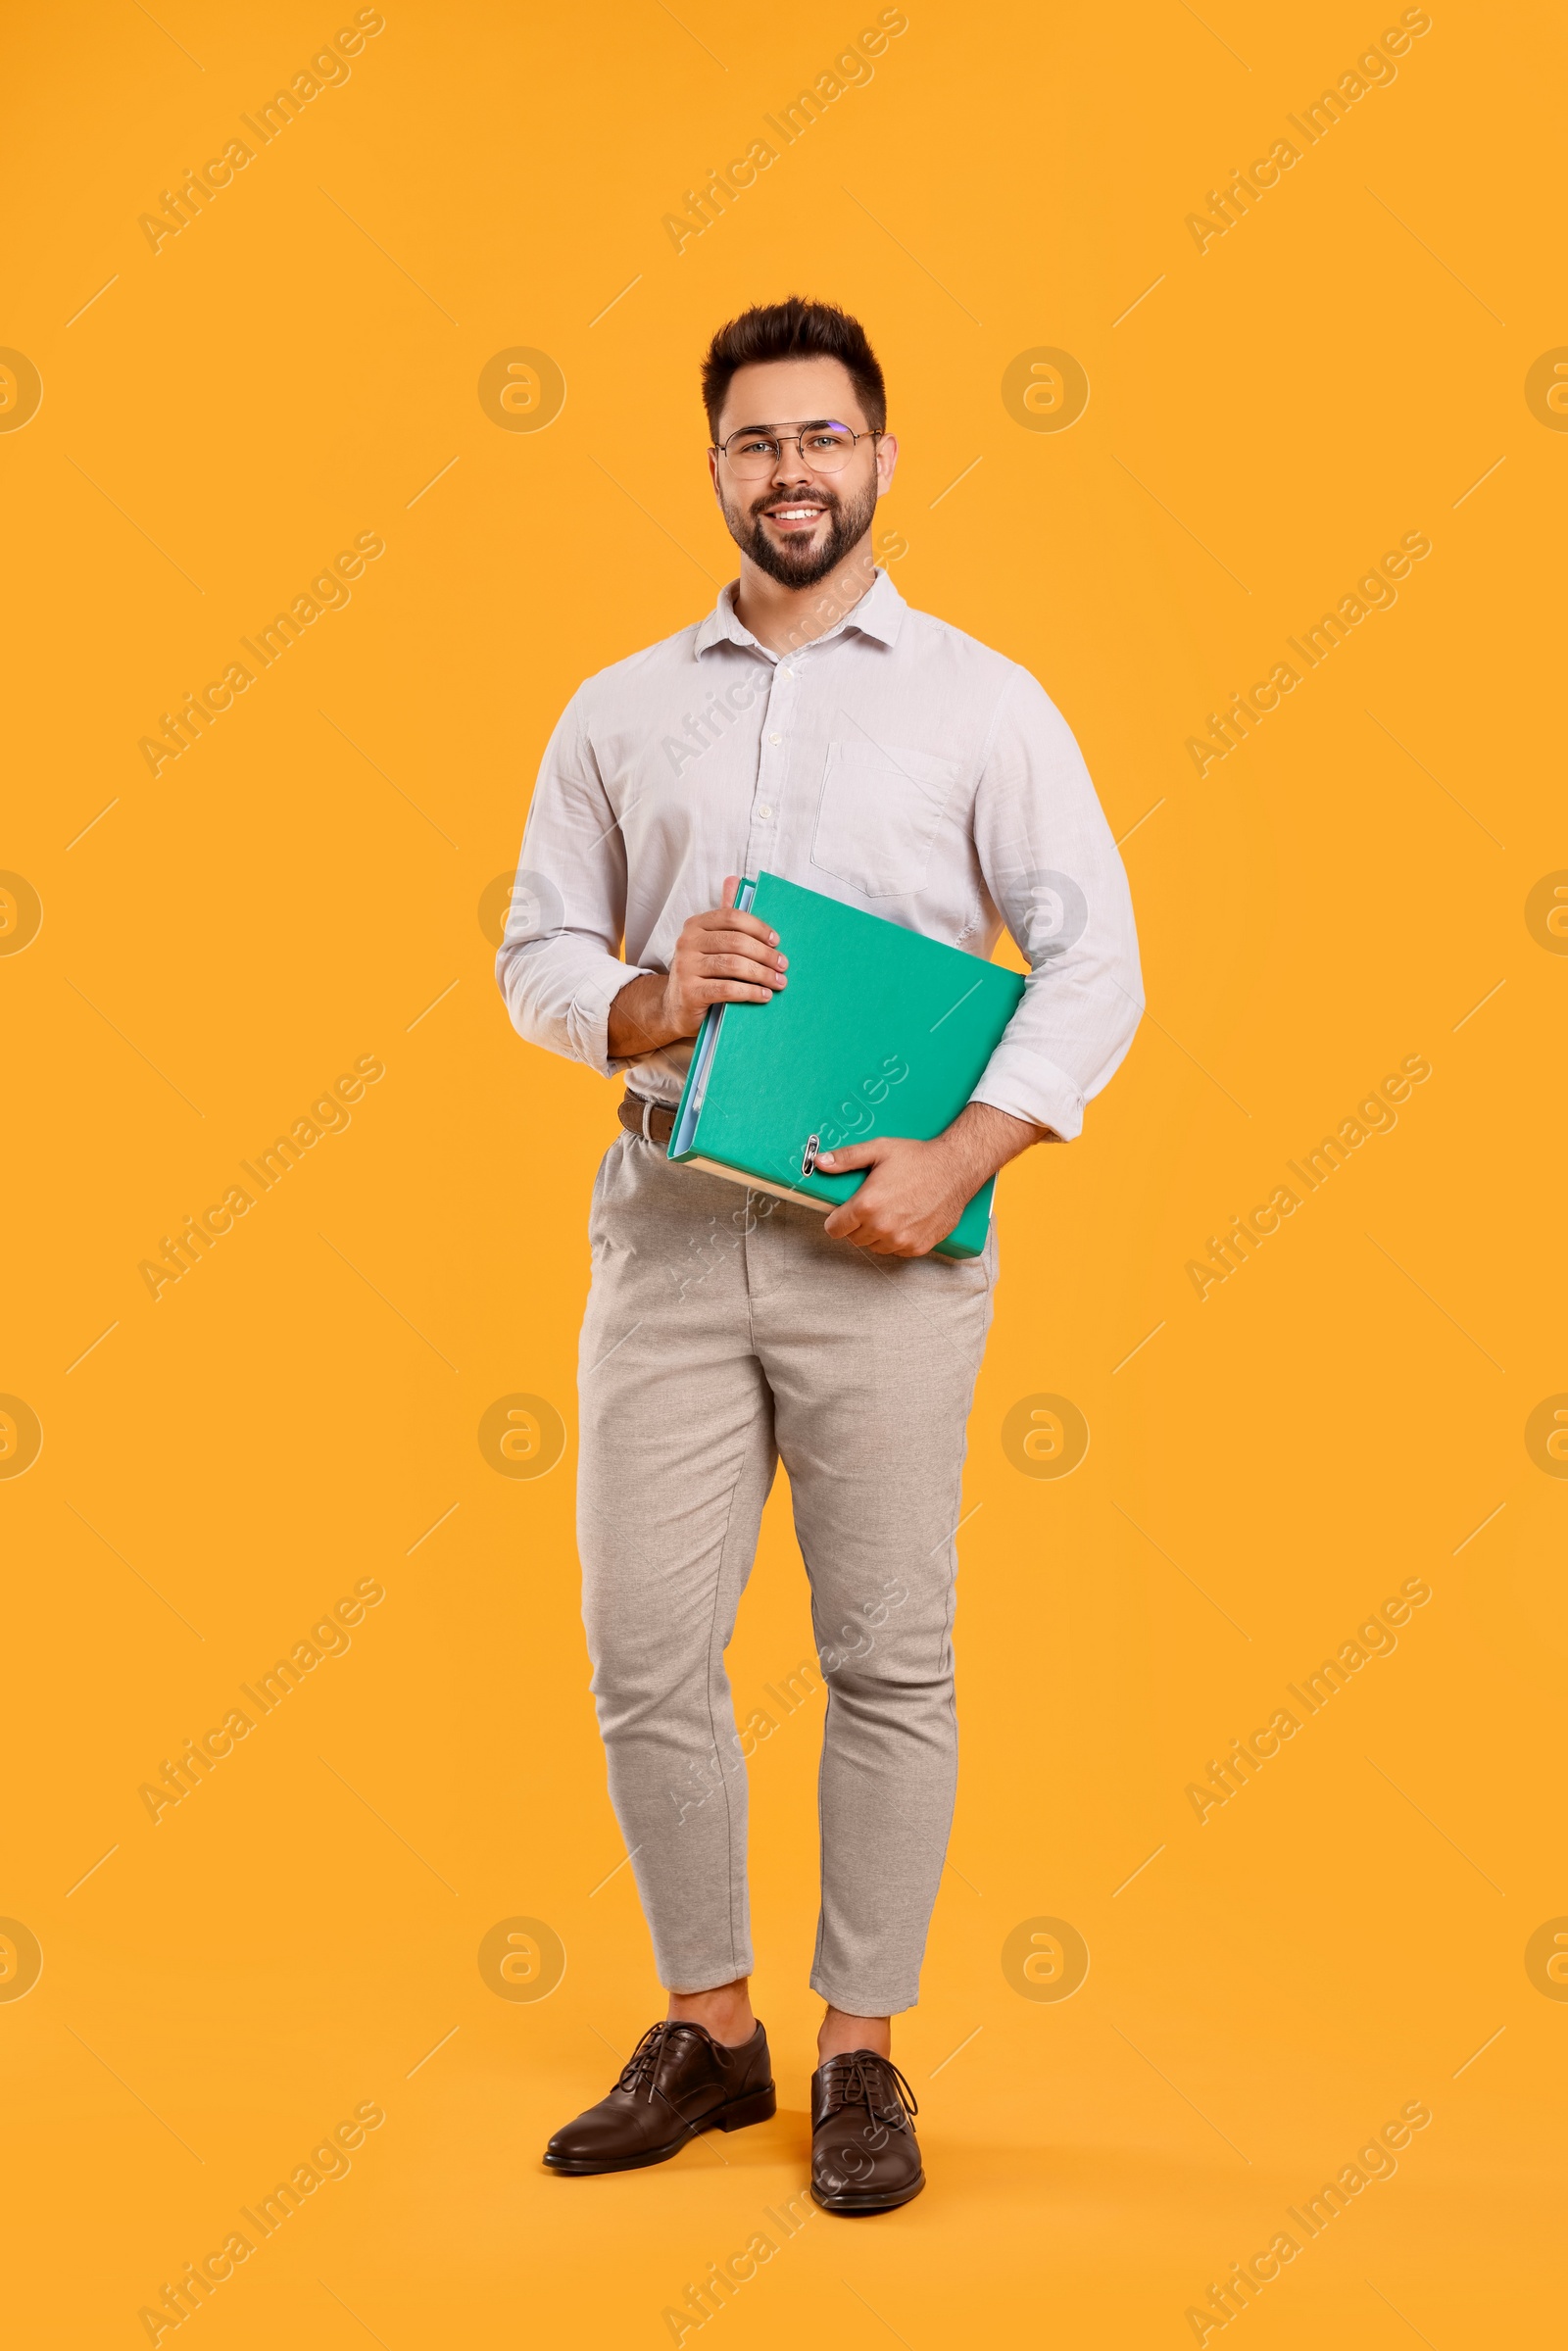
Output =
[{"x1": 809, "y1": 741, "x2": 965, "y2": 900}]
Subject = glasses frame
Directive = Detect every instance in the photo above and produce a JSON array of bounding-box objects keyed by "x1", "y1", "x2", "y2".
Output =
[{"x1": 711, "y1": 421, "x2": 885, "y2": 474}]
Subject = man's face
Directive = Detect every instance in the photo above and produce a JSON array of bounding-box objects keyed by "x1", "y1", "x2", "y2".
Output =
[{"x1": 709, "y1": 356, "x2": 896, "y2": 589}]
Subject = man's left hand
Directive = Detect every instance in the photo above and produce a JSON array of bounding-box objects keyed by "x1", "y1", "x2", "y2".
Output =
[
  {"x1": 816, "y1": 1136, "x2": 971, "y2": 1256},
  {"x1": 817, "y1": 1104, "x2": 1050, "y2": 1258}
]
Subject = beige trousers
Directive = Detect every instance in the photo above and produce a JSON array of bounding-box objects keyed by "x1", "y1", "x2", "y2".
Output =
[{"x1": 575, "y1": 1132, "x2": 997, "y2": 2016}]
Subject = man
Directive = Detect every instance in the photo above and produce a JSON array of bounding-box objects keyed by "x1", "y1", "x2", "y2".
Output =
[{"x1": 498, "y1": 296, "x2": 1141, "y2": 2212}]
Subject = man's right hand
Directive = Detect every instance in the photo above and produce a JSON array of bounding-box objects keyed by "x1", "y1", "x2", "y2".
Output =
[{"x1": 607, "y1": 875, "x2": 787, "y2": 1059}]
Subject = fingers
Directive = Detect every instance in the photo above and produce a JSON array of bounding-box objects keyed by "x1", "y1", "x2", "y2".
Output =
[
  {"x1": 674, "y1": 917, "x2": 787, "y2": 1031},
  {"x1": 667, "y1": 907, "x2": 787, "y2": 1024},
  {"x1": 696, "y1": 929, "x2": 785, "y2": 977},
  {"x1": 696, "y1": 979, "x2": 776, "y2": 1006},
  {"x1": 695, "y1": 951, "x2": 785, "y2": 988},
  {"x1": 690, "y1": 904, "x2": 786, "y2": 956},
  {"x1": 818, "y1": 1142, "x2": 885, "y2": 1242},
  {"x1": 822, "y1": 1190, "x2": 881, "y2": 1243},
  {"x1": 832, "y1": 1223, "x2": 925, "y2": 1256},
  {"x1": 823, "y1": 1206, "x2": 912, "y2": 1253},
  {"x1": 814, "y1": 1141, "x2": 883, "y2": 1172},
  {"x1": 675, "y1": 951, "x2": 784, "y2": 1019}
]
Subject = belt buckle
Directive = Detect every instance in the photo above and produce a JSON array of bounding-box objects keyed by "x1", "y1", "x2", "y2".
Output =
[{"x1": 641, "y1": 1098, "x2": 656, "y2": 1144}]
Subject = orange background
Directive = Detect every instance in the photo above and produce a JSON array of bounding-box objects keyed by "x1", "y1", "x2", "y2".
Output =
[{"x1": 5, "y1": 0, "x2": 1565, "y2": 2341}]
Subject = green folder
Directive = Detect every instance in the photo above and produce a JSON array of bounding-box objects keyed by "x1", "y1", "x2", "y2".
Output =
[{"x1": 666, "y1": 872, "x2": 1026, "y2": 1260}]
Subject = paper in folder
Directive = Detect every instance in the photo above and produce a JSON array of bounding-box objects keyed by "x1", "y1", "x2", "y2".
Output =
[{"x1": 666, "y1": 872, "x2": 1026, "y2": 1260}]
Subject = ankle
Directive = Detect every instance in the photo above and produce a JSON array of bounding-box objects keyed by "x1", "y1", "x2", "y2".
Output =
[
  {"x1": 817, "y1": 2006, "x2": 892, "y2": 2064},
  {"x1": 666, "y1": 1980, "x2": 756, "y2": 2047}
]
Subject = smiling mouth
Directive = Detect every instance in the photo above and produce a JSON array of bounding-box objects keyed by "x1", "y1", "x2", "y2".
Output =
[{"x1": 761, "y1": 503, "x2": 828, "y2": 528}]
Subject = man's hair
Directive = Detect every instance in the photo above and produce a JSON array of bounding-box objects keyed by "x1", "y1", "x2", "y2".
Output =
[{"x1": 701, "y1": 297, "x2": 887, "y2": 440}]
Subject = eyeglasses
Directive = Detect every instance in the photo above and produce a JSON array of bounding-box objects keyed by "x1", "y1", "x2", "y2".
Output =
[{"x1": 713, "y1": 422, "x2": 882, "y2": 479}]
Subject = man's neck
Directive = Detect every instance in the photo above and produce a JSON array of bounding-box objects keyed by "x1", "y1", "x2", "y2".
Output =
[{"x1": 732, "y1": 538, "x2": 877, "y2": 656}]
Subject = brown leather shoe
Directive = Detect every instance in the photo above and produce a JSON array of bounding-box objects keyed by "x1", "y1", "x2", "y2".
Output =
[
  {"x1": 810, "y1": 2050, "x2": 924, "y2": 2213},
  {"x1": 544, "y1": 2020, "x2": 775, "y2": 2174}
]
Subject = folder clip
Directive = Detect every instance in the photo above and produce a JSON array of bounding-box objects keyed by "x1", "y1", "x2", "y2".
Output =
[{"x1": 801, "y1": 1133, "x2": 820, "y2": 1176}]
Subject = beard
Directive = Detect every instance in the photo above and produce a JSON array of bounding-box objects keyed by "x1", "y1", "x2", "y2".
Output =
[{"x1": 719, "y1": 471, "x2": 880, "y2": 589}]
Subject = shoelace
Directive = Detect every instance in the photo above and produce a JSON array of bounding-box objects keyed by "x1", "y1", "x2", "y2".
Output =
[
  {"x1": 615, "y1": 2022, "x2": 731, "y2": 2100},
  {"x1": 821, "y1": 2051, "x2": 918, "y2": 2131}
]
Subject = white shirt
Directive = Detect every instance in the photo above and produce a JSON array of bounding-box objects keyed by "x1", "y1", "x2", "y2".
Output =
[{"x1": 497, "y1": 568, "x2": 1142, "y2": 1141}]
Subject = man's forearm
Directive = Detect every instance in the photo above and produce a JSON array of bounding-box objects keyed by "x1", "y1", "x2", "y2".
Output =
[
  {"x1": 607, "y1": 972, "x2": 676, "y2": 1063},
  {"x1": 939, "y1": 1101, "x2": 1054, "y2": 1189}
]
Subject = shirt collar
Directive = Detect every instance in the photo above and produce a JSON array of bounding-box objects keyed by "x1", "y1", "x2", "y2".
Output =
[{"x1": 694, "y1": 565, "x2": 906, "y2": 658}]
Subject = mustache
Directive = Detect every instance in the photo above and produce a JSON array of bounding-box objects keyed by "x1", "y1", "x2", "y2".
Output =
[{"x1": 749, "y1": 486, "x2": 842, "y2": 520}]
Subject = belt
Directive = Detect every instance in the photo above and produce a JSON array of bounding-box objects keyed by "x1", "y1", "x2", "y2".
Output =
[{"x1": 618, "y1": 1091, "x2": 676, "y2": 1148}]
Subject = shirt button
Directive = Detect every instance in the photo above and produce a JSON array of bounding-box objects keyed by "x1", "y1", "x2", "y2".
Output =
[
  {"x1": 780, "y1": 665, "x2": 793, "y2": 677},
  {"x1": 769, "y1": 731, "x2": 782, "y2": 745},
  {"x1": 758, "y1": 804, "x2": 773, "y2": 820}
]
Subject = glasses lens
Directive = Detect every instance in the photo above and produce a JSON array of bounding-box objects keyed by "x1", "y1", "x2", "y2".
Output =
[
  {"x1": 799, "y1": 426, "x2": 857, "y2": 470},
  {"x1": 725, "y1": 434, "x2": 781, "y2": 478},
  {"x1": 722, "y1": 427, "x2": 861, "y2": 476}
]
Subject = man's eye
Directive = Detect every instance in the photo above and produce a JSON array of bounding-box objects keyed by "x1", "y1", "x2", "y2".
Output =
[{"x1": 736, "y1": 438, "x2": 775, "y2": 457}]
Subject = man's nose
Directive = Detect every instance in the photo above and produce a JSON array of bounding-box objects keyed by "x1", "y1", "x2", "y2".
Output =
[{"x1": 768, "y1": 437, "x2": 811, "y2": 488}]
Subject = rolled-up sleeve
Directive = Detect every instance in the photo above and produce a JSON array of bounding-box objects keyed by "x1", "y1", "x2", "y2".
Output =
[
  {"x1": 495, "y1": 695, "x2": 657, "y2": 1079},
  {"x1": 968, "y1": 668, "x2": 1144, "y2": 1140}
]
